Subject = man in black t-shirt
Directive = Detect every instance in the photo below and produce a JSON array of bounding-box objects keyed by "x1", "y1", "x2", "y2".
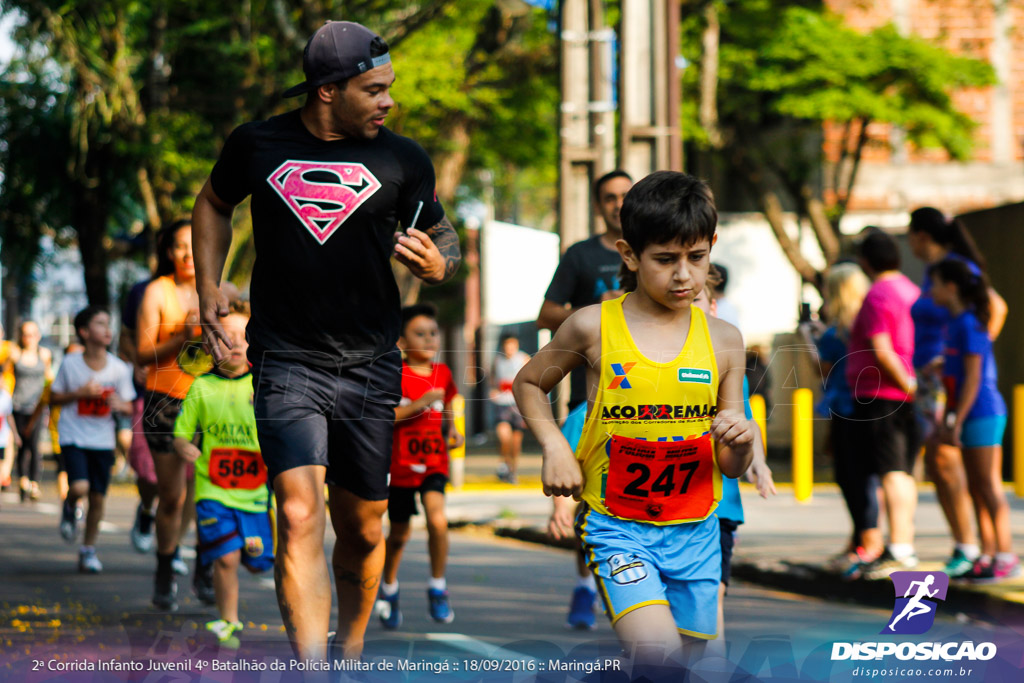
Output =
[
  {"x1": 191, "y1": 21, "x2": 460, "y2": 661},
  {"x1": 536, "y1": 169, "x2": 632, "y2": 630},
  {"x1": 538, "y1": 170, "x2": 632, "y2": 411}
]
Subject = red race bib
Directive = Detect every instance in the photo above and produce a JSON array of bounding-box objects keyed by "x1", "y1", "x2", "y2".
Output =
[
  {"x1": 209, "y1": 448, "x2": 267, "y2": 489},
  {"x1": 395, "y1": 428, "x2": 447, "y2": 470},
  {"x1": 77, "y1": 388, "x2": 114, "y2": 417},
  {"x1": 604, "y1": 433, "x2": 715, "y2": 522}
]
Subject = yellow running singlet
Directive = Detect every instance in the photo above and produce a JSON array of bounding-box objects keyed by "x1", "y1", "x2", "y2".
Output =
[{"x1": 577, "y1": 294, "x2": 722, "y2": 524}]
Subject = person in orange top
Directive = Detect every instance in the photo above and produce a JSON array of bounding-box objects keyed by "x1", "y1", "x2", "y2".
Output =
[
  {"x1": 0, "y1": 326, "x2": 16, "y2": 491},
  {"x1": 135, "y1": 218, "x2": 202, "y2": 611}
]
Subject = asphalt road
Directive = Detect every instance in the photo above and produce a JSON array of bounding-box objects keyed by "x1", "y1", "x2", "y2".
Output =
[{"x1": 1, "y1": 488, "x2": 1016, "y2": 683}]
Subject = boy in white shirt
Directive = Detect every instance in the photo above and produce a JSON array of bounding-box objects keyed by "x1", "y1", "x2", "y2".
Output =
[{"x1": 50, "y1": 307, "x2": 135, "y2": 573}]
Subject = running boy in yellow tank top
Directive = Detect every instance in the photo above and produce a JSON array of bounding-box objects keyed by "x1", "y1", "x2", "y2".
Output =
[{"x1": 514, "y1": 172, "x2": 754, "y2": 670}]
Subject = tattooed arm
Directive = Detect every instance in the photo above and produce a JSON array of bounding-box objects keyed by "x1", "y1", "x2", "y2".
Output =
[{"x1": 393, "y1": 216, "x2": 462, "y2": 285}]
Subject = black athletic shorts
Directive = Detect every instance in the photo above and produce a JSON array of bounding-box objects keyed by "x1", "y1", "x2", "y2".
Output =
[
  {"x1": 251, "y1": 350, "x2": 402, "y2": 500},
  {"x1": 495, "y1": 404, "x2": 526, "y2": 431},
  {"x1": 387, "y1": 472, "x2": 448, "y2": 524},
  {"x1": 719, "y1": 517, "x2": 739, "y2": 588},
  {"x1": 142, "y1": 391, "x2": 184, "y2": 455},
  {"x1": 854, "y1": 398, "x2": 920, "y2": 476},
  {"x1": 62, "y1": 445, "x2": 115, "y2": 495}
]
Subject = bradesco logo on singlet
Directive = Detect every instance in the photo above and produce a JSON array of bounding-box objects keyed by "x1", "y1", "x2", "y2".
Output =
[{"x1": 268, "y1": 161, "x2": 382, "y2": 245}]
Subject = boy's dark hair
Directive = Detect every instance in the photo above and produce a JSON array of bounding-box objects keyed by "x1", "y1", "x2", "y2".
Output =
[
  {"x1": 909, "y1": 207, "x2": 985, "y2": 270},
  {"x1": 499, "y1": 331, "x2": 518, "y2": 345},
  {"x1": 705, "y1": 264, "x2": 723, "y2": 299},
  {"x1": 618, "y1": 172, "x2": 717, "y2": 292},
  {"x1": 74, "y1": 306, "x2": 108, "y2": 343},
  {"x1": 400, "y1": 303, "x2": 437, "y2": 335},
  {"x1": 857, "y1": 229, "x2": 900, "y2": 273},
  {"x1": 712, "y1": 262, "x2": 729, "y2": 293},
  {"x1": 593, "y1": 170, "x2": 632, "y2": 201},
  {"x1": 933, "y1": 258, "x2": 991, "y2": 326}
]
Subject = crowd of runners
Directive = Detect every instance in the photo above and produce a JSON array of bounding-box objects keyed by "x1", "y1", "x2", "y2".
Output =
[{"x1": 0, "y1": 17, "x2": 1018, "y2": 675}]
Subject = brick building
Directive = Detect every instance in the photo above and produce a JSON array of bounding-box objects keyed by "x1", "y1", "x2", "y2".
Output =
[{"x1": 826, "y1": 0, "x2": 1024, "y2": 214}]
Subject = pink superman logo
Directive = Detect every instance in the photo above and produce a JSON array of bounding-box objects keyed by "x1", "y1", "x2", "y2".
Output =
[{"x1": 267, "y1": 161, "x2": 382, "y2": 245}]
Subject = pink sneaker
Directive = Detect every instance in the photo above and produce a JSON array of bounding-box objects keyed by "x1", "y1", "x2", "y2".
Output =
[{"x1": 994, "y1": 556, "x2": 1022, "y2": 581}]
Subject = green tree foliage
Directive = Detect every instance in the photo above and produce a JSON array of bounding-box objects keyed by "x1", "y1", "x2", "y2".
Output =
[
  {"x1": 681, "y1": 0, "x2": 996, "y2": 285},
  {"x1": 0, "y1": 0, "x2": 558, "y2": 309}
]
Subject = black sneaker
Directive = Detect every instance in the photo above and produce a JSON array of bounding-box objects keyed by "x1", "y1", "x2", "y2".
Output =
[
  {"x1": 130, "y1": 504, "x2": 155, "y2": 553},
  {"x1": 59, "y1": 499, "x2": 79, "y2": 543},
  {"x1": 153, "y1": 570, "x2": 179, "y2": 611},
  {"x1": 193, "y1": 561, "x2": 216, "y2": 605}
]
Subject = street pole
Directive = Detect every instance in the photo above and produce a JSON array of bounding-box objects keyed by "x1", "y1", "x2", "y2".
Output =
[{"x1": 619, "y1": 0, "x2": 683, "y2": 177}]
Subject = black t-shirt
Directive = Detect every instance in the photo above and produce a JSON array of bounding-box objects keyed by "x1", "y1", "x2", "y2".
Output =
[
  {"x1": 210, "y1": 110, "x2": 445, "y2": 370},
  {"x1": 544, "y1": 235, "x2": 622, "y2": 309},
  {"x1": 543, "y1": 235, "x2": 623, "y2": 409}
]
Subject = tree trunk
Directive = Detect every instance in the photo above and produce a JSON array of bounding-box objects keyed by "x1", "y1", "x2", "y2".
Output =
[
  {"x1": 76, "y1": 192, "x2": 111, "y2": 307},
  {"x1": 74, "y1": 142, "x2": 113, "y2": 307},
  {"x1": 435, "y1": 117, "x2": 472, "y2": 205},
  {"x1": 699, "y1": 1, "x2": 723, "y2": 149},
  {"x1": 730, "y1": 144, "x2": 821, "y2": 287}
]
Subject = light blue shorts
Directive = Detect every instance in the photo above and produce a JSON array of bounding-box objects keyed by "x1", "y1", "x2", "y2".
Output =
[
  {"x1": 562, "y1": 402, "x2": 587, "y2": 452},
  {"x1": 196, "y1": 499, "x2": 274, "y2": 571},
  {"x1": 576, "y1": 505, "x2": 721, "y2": 639},
  {"x1": 961, "y1": 415, "x2": 1007, "y2": 448}
]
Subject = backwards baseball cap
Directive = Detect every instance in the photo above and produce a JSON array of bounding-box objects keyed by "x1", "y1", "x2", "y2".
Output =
[{"x1": 282, "y1": 21, "x2": 391, "y2": 98}]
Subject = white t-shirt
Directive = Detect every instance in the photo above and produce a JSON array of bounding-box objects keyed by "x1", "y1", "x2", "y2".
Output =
[
  {"x1": 0, "y1": 389, "x2": 12, "y2": 445},
  {"x1": 52, "y1": 351, "x2": 135, "y2": 450},
  {"x1": 492, "y1": 351, "x2": 530, "y2": 407}
]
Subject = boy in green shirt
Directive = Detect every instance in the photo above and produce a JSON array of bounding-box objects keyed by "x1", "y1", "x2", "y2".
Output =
[{"x1": 173, "y1": 312, "x2": 271, "y2": 646}]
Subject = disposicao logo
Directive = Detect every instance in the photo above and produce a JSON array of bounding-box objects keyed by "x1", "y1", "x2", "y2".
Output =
[
  {"x1": 608, "y1": 363, "x2": 636, "y2": 390},
  {"x1": 678, "y1": 368, "x2": 712, "y2": 384},
  {"x1": 884, "y1": 571, "x2": 947, "y2": 635},
  {"x1": 831, "y1": 571, "x2": 997, "y2": 663}
]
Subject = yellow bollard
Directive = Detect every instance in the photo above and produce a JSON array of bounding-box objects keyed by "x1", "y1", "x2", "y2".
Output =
[
  {"x1": 1015, "y1": 386, "x2": 1024, "y2": 498},
  {"x1": 792, "y1": 388, "x2": 813, "y2": 502},
  {"x1": 449, "y1": 395, "x2": 467, "y2": 489},
  {"x1": 749, "y1": 394, "x2": 768, "y2": 447}
]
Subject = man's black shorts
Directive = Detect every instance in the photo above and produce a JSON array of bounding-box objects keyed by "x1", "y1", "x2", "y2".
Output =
[
  {"x1": 251, "y1": 350, "x2": 401, "y2": 500},
  {"x1": 62, "y1": 445, "x2": 115, "y2": 495},
  {"x1": 142, "y1": 391, "x2": 185, "y2": 455},
  {"x1": 854, "y1": 398, "x2": 920, "y2": 476},
  {"x1": 387, "y1": 472, "x2": 448, "y2": 524},
  {"x1": 719, "y1": 517, "x2": 739, "y2": 588}
]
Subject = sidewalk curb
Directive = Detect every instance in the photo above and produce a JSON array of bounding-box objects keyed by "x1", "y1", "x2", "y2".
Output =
[{"x1": 458, "y1": 522, "x2": 1024, "y2": 622}]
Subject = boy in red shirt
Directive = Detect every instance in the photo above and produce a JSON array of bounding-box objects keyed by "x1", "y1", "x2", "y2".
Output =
[{"x1": 376, "y1": 304, "x2": 463, "y2": 629}]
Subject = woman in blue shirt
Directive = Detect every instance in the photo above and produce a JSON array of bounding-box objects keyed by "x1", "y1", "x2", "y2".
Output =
[
  {"x1": 931, "y1": 258, "x2": 1017, "y2": 582},
  {"x1": 813, "y1": 263, "x2": 882, "y2": 576},
  {"x1": 907, "y1": 207, "x2": 1006, "y2": 578}
]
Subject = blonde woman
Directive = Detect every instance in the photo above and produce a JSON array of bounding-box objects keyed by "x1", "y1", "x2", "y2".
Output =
[
  {"x1": 10, "y1": 321, "x2": 53, "y2": 501},
  {"x1": 814, "y1": 263, "x2": 883, "y2": 576}
]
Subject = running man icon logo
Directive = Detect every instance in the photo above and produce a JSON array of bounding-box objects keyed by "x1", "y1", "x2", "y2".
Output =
[
  {"x1": 882, "y1": 571, "x2": 949, "y2": 635},
  {"x1": 608, "y1": 363, "x2": 636, "y2": 390}
]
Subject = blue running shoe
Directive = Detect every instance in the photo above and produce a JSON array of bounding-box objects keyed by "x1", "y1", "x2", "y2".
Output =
[
  {"x1": 376, "y1": 589, "x2": 402, "y2": 630},
  {"x1": 427, "y1": 588, "x2": 454, "y2": 623},
  {"x1": 566, "y1": 586, "x2": 597, "y2": 630}
]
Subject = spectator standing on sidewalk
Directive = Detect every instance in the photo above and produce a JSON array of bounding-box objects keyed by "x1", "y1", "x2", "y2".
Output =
[
  {"x1": 846, "y1": 231, "x2": 921, "y2": 579},
  {"x1": 906, "y1": 207, "x2": 1007, "y2": 578},
  {"x1": 812, "y1": 264, "x2": 884, "y2": 575}
]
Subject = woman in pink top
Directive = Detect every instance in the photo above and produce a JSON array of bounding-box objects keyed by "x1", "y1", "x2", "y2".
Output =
[{"x1": 845, "y1": 230, "x2": 921, "y2": 580}]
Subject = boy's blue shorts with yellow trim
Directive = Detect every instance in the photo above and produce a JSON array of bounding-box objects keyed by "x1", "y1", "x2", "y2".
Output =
[
  {"x1": 196, "y1": 499, "x2": 274, "y2": 571},
  {"x1": 576, "y1": 504, "x2": 721, "y2": 639}
]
